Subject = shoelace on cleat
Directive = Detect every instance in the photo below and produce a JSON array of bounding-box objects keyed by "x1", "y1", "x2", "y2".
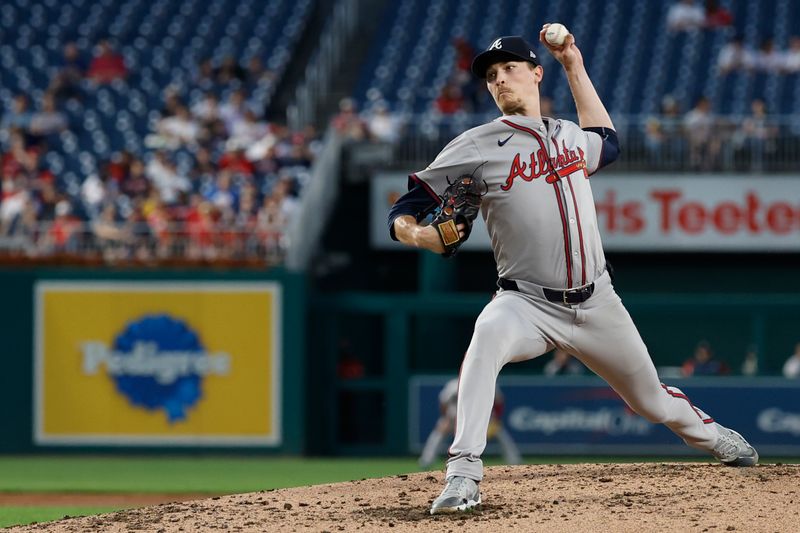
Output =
[{"x1": 713, "y1": 431, "x2": 742, "y2": 461}]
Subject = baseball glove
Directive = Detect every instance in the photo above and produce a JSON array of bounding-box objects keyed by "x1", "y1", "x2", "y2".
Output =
[{"x1": 431, "y1": 174, "x2": 487, "y2": 257}]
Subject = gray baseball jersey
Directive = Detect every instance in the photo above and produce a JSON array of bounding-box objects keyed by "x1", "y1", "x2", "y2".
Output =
[
  {"x1": 408, "y1": 115, "x2": 727, "y2": 485},
  {"x1": 413, "y1": 115, "x2": 605, "y2": 289}
]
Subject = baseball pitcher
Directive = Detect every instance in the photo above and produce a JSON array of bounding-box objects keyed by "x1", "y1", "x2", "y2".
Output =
[{"x1": 387, "y1": 26, "x2": 758, "y2": 515}]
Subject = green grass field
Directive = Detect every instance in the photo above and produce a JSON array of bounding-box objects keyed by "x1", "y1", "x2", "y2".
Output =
[{"x1": 1, "y1": 455, "x2": 797, "y2": 528}]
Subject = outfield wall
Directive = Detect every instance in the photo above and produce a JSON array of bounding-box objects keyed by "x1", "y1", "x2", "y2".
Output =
[
  {"x1": 2, "y1": 267, "x2": 799, "y2": 456},
  {"x1": 0, "y1": 267, "x2": 306, "y2": 454}
]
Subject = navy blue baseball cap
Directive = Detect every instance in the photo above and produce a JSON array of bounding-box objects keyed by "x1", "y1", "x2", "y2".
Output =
[{"x1": 471, "y1": 36, "x2": 540, "y2": 78}]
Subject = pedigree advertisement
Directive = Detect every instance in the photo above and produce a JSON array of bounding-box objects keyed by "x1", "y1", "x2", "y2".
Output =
[
  {"x1": 371, "y1": 173, "x2": 800, "y2": 251},
  {"x1": 34, "y1": 282, "x2": 282, "y2": 446}
]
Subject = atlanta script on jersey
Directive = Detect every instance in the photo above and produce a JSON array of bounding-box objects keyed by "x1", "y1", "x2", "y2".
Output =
[{"x1": 411, "y1": 114, "x2": 604, "y2": 289}]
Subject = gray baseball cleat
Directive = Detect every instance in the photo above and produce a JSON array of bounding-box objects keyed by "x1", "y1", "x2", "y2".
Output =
[
  {"x1": 430, "y1": 476, "x2": 481, "y2": 515},
  {"x1": 712, "y1": 423, "x2": 759, "y2": 467}
]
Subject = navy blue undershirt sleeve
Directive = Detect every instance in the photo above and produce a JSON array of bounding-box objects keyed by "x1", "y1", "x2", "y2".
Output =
[
  {"x1": 583, "y1": 127, "x2": 620, "y2": 170},
  {"x1": 387, "y1": 183, "x2": 439, "y2": 241}
]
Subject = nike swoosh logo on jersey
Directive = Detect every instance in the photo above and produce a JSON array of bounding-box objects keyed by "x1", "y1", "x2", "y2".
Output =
[{"x1": 497, "y1": 133, "x2": 514, "y2": 146}]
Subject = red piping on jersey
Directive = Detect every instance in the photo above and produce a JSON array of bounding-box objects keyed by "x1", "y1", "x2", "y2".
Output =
[
  {"x1": 502, "y1": 119, "x2": 574, "y2": 288},
  {"x1": 661, "y1": 384, "x2": 715, "y2": 424},
  {"x1": 551, "y1": 183, "x2": 574, "y2": 288},
  {"x1": 565, "y1": 175, "x2": 587, "y2": 286},
  {"x1": 552, "y1": 136, "x2": 587, "y2": 286},
  {"x1": 409, "y1": 173, "x2": 441, "y2": 203}
]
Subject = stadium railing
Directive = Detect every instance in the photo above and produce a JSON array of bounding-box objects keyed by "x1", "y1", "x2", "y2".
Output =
[
  {"x1": 0, "y1": 221, "x2": 286, "y2": 267},
  {"x1": 381, "y1": 114, "x2": 800, "y2": 172}
]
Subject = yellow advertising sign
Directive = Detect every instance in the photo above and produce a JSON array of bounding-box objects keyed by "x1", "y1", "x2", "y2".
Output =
[{"x1": 34, "y1": 282, "x2": 281, "y2": 446}]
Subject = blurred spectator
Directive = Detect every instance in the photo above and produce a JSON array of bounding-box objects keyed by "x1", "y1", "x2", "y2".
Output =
[
  {"x1": 452, "y1": 37, "x2": 481, "y2": 111},
  {"x1": 191, "y1": 91, "x2": 221, "y2": 123},
  {"x1": 219, "y1": 89, "x2": 248, "y2": 135},
  {"x1": 143, "y1": 193, "x2": 174, "y2": 258},
  {"x1": 1, "y1": 175, "x2": 29, "y2": 233},
  {"x1": 6, "y1": 197, "x2": 39, "y2": 248},
  {"x1": 256, "y1": 194, "x2": 286, "y2": 256},
  {"x1": 418, "y1": 378, "x2": 521, "y2": 469},
  {"x1": 104, "y1": 150, "x2": 134, "y2": 184},
  {"x1": 2, "y1": 130, "x2": 39, "y2": 178},
  {"x1": 684, "y1": 97, "x2": 721, "y2": 171},
  {"x1": 331, "y1": 98, "x2": 368, "y2": 141},
  {"x1": 35, "y1": 180, "x2": 60, "y2": 221},
  {"x1": 146, "y1": 151, "x2": 191, "y2": 205},
  {"x1": 189, "y1": 146, "x2": 217, "y2": 184},
  {"x1": 235, "y1": 182, "x2": 259, "y2": 229},
  {"x1": 191, "y1": 92, "x2": 226, "y2": 142},
  {"x1": 185, "y1": 195, "x2": 215, "y2": 258},
  {"x1": 733, "y1": 99, "x2": 778, "y2": 171},
  {"x1": 245, "y1": 56, "x2": 273, "y2": 86},
  {"x1": 154, "y1": 104, "x2": 199, "y2": 148},
  {"x1": 644, "y1": 96, "x2": 688, "y2": 166},
  {"x1": 80, "y1": 172, "x2": 109, "y2": 218},
  {"x1": 92, "y1": 203, "x2": 129, "y2": 261},
  {"x1": 667, "y1": 0, "x2": 705, "y2": 32},
  {"x1": 435, "y1": 80, "x2": 464, "y2": 114},
  {"x1": 365, "y1": 101, "x2": 403, "y2": 143},
  {"x1": 703, "y1": 0, "x2": 733, "y2": 28},
  {"x1": 1, "y1": 95, "x2": 34, "y2": 135},
  {"x1": 122, "y1": 203, "x2": 153, "y2": 261},
  {"x1": 682, "y1": 340, "x2": 730, "y2": 376},
  {"x1": 782, "y1": 36, "x2": 800, "y2": 73},
  {"x1": 48, "y1": 41, "x2": 86, "y2": 103},
  {"x1": 29, "y1": 94, "x2": 68, "y2": 139},
  {"x1": 205, "y1": 170, "x2": 238, "y2": 213},
  {"x1": 42, "y1": 200, "x2": 80, "y2": 253},
  {"x1": 269, "y1": 176, "x2": 299, "y2": 221},
  {"x1": 717, "y1": 35, "x2": 755, "y2": 75},
  {"x1": 230, "y1": 109, "x2": 269, "y2": 148},
  {"x1": 755, "y1": 38, "x2": 783, "y2": 73},
  {"x1": 740, "y1": 345, "x2": 759, "y2": 377},
  {"x1": 782, "y1": 343, "x2": 800, "y2": 378},
  {"x1": 218, "y1": 140, "x2": 256, "y2": 176},
  {"x1": 453, "y1": 37, "x2": 475, "y2": 73},
  {"x1": 193, "y1": 58, "x2": 216, "y2": 90},
  {"x1": 121, "y1": 158, "x2": 151, "y2": 200},
  {"x1": 543, "y1": 349, "x2": 585, "y2": 376},
  {"x1": 86, "y1": 39, "x2": 128, "y2": 84},
  {"x1": 214, "y1": 56, "x2": 246, "y2": 85}
]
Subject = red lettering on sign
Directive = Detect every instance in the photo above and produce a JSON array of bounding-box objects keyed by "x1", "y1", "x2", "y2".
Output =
[
  {"x1": 678, "y1": 202, "x2": 706, "y2": 234},
  {"x1": 746, "y1": 192, "x2": 760, "y2": 232},
  {"x1": 713, "y1": 203, "x2": 742, "y2": 234},
  {"x1": 650, "y1": 190, "x2": 682, "y2": 232},
  {"x1": 594, "y1": 190, "x2": 618, "y2": 231},
  {"x1": 594, "y1": 190, "x2": 643, "y2": 234},
  {"x1": 767, "y1": 203, "x2": 794, "y2": 234},
  {"x1": 622, "y1": 203, "x2": 644, "y2": 233}
]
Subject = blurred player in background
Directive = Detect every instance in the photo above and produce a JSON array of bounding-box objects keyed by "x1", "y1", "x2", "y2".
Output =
[{"x1": 419, "y1": 378, "x2": 521, "y2": 469}]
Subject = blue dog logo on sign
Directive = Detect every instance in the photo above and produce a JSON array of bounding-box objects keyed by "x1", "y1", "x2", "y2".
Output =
[{"x1": 82, "y1": 314, "x2": 231, "y2": 423}]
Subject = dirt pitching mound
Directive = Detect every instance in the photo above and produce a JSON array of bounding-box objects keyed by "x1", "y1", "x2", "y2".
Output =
[{"x1": 8, "y1": 463, "x2": 800, "y2": 532}]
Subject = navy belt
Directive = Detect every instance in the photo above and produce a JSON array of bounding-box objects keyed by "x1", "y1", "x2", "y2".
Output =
[{"x1": 497, "y1": 278, "x2": 595, "y2": 305}]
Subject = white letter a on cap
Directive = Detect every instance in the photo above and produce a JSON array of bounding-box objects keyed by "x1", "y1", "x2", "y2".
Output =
[{"x1": 489, "y1": 38, "x2": 502, "y2": 50}]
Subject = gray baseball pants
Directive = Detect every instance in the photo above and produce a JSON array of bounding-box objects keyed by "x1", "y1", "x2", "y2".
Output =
[{"x1": 446, "y1": 270, "x2": 720, "y2": 482}]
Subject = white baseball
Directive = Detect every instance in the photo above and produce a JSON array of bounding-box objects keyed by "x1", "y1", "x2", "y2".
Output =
[{"x1": 545, "y1": 23, "x2": 569, "y2": 46}]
